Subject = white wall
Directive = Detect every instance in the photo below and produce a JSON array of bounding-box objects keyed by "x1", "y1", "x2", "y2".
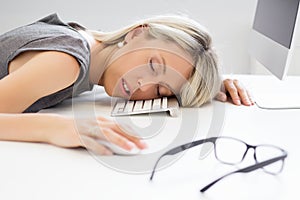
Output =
[{"x1": 0, "y1": 0, "x2": 258, "y2": 74}]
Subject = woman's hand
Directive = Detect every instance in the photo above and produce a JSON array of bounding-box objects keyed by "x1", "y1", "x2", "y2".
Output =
[
  {"x1": 48, "y1": 116, "x2": 147, "y2": 155},
  {"x1": 215, "y1": 79, "x2": 254, "y2": 106}
]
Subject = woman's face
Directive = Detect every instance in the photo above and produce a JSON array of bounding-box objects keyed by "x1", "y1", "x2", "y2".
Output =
[{"x1": 101, "y1": 31, "x2": 194, "y2": 100}]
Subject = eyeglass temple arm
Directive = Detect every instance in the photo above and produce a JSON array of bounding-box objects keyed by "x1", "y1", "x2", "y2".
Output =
[
  {"x1": 150, "y1": 138, "x2": 216, "y2": 181},
  {"x1": 200, "y1": 154, "x2": 287, "y2": 193}
]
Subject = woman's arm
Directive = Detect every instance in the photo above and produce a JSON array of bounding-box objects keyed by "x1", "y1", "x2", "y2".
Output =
[
  {"x1": 0, "y1": 113, "x2": 79, "y2": 146},
  {"x1": 0, "y1": 113, "x2": 147, "y2": 155}
]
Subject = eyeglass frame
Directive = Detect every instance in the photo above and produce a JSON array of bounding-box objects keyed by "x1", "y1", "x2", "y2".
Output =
[{"x1": 149, "y1": 136, "x2": 288, "y2": 193}]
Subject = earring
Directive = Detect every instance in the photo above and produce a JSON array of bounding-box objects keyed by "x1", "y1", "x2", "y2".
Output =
[{"x1": 117, "y1": 41, "x2": 125, "y2": 48}]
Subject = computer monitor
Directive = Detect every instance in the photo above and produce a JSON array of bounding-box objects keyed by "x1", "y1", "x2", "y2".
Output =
[{"x1": 249, "y1": 0, "x2": 300, "y2": 80}]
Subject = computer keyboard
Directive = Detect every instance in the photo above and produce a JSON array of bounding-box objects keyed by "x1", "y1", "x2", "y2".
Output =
[{"x1": 111, "y1": 97, "x2": 179, "y2": 117}]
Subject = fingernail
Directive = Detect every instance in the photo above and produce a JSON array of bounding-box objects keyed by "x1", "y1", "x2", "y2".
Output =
[
  {"x1": 126, "y1": 141, "x2": 135, "y2": 149},
  {"x1": 236, "y1": 100, "x2": 241, "y2": 105},
  {"x1": 140, "y1": 141, "x2": 148, "y2": 149}
]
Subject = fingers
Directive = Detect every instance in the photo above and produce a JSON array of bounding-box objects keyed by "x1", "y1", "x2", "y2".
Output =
[
  {"x1": 223, "y1": 79, "x2": 241, "y2": 105},
  {"x1": 106, "y1": 121, "x2": 147, "y2": 149},
  {"x1": 79, "y1": 117, "x2": 147, "y2": 155},
  {"x1": 246, "y1": 90, "x2": 254, "y2": 105},
  {"x1": 215, "y1": 91, "x2": 227, "y2": 102},
  {"x1": 223, "y1": 79, "x2": 254, "y2": 106},
  {"x1": 80, "y1": 135, "x2": 113, "y2": 155},
  {"x1": 80, "y1": 126, "x2": 135, "y2": 155},
  {"x1": 233, "y1": 80, "x2": 253, "y2": 106},
  {"x1": 100, "y1": 127, "x2": 138, "y2": 151}
]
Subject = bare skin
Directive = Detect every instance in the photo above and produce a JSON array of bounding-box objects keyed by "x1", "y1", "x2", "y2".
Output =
[{"x1": 0, "y1": 27, "x2": 253, "y2": 155}]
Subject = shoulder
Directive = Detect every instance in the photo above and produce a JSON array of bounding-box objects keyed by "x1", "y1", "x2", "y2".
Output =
[
  {"x1": 26, "y1": 51, "x2": 80, "y2": 91},
  {"x1": 0, "y1": 51, "x2": 80, "y2": 113},
  {"x1": 1, "y1": 14, "x2": 91, "y2": 75},
  {"x1": 14, "y1": 51, "x2": 80, "y2": 95}
]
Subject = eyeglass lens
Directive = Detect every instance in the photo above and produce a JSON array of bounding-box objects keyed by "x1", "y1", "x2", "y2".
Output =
[
  {"x1": 214, "y1": 137, "x2": 284, "y2": 174},
  {"x1": 255, "y1": 145, "x2": 284, "y2": 174},
  {"x1": 214, "y1": 137, "x2": 248, "y2": 164}
]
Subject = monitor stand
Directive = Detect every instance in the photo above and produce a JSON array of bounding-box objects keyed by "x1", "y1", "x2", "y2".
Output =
[{"x1": 240, "y1": 75, "x2": 300, "y2": 110}]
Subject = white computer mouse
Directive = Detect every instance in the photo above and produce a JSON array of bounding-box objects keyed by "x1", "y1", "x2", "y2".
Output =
[{"x1": 97, "y1": 140, "x2": 141, "y2": 155}]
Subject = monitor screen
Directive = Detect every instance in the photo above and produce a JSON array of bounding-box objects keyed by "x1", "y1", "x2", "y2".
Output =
[{"x1": 253, "y1": 0, "x2": 300, "y2": 49}]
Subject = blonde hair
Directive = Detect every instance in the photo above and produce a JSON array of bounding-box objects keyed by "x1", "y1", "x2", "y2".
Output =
[{"x1": 88, "y1": 15, "x2": 222, "y2": 107}]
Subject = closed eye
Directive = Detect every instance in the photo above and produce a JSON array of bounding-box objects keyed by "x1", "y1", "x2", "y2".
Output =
[
  {"x1": 149, "y1": 57, "x2": 162, "y2": 76},
  {"x1": 149, "y1": 59, "x2": 155, "y2": 72}
]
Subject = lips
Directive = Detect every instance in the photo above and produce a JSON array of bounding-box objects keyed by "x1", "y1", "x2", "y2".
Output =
[{"x1": 121, "y1": 78, "x2": 131, "y2": 97}]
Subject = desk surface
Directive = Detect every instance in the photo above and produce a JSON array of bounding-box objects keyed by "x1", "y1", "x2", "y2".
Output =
[{"x1": 0, "y1": 75, "x2": 299, "y2": 200}]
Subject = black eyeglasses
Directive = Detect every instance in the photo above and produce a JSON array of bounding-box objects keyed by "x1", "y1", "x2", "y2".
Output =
[{"x1": 149, "y1": 136, "x2": 288, "y2": 192}]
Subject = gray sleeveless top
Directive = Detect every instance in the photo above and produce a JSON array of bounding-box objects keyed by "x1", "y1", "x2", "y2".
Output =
[{"x1": 0, "y1": 13, "x2": 93, "y2": 112}]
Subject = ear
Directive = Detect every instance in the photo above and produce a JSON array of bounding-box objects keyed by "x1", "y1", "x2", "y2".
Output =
[{"x1": 124, "y1": 25, "x2": 148, "y2": 43}]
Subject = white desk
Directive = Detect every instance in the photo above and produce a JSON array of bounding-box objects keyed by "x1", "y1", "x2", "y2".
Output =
[{"x1": 0, "y1": 75, "x2": 299, "y2": 200}]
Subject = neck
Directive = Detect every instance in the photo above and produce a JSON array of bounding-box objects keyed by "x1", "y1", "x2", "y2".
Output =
[
  {"x1": 91, "y1": 44, "x2": 119, "y2": 86},
  {"x1": 78, "y1": 30, "x2": 118, "y2": 86}
]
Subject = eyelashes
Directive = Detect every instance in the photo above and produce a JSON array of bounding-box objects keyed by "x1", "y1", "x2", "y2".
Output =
[
  {"x1": 149, "y1": 58, "x2": 161, "y2": 97},
  {"x1": 149, "y1": 58, "x2": 155, "y2": 72},
  {"x1": 148, "y1": 57, "x2": 162, "y2": 97},
  {"x1": 149, "y1": 58, "x2": 161, "y2": 76}
]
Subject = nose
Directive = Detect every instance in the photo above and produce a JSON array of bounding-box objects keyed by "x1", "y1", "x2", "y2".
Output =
[
  {"x1": 139, "y1": 84, "x2": 153, "y2": 92},
  {"x1": 137, "y1": 79, "x2": 155, "y2": 92}
]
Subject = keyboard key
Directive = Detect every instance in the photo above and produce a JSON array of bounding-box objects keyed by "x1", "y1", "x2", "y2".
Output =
[
  {"x1": 143, "y1": 100, "x2": 152, "y2": 110},
  {"x1": 133, "y1": 100, "x2": 144, "y2": 111},
  {"x1": 124, "y1": 101, "x2": 134, "y2": 113},
  {"x1": 152, "y1": 98, "x2": 161, "y2": 110},
  {"x1": 112, "y1": 101, "x2": 126, "y2": 114},
  {"x1": 162, "y1": 97, "x2": 168, "y2": 109}
]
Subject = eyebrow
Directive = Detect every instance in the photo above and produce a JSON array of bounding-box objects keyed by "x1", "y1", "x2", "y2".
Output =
[
  {"x1": 159, "y1": 56, "x2": 175, "y2": 94},
  {"x1": 161, "y1": 56, "x2": 166, "y2": 74}
]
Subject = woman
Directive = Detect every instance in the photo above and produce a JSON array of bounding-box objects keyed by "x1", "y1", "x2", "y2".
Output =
[{"x1": 0, "y1": 13, "x2": 253, "y2": 155}]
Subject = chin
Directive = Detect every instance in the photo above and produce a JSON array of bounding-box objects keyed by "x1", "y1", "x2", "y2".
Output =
[
  {"x1": 107, "y1": 90, "x2": 127, "y2": 99},
  {"x1": 103, "y1": 87, "x2": 113, "y2": 97}
]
